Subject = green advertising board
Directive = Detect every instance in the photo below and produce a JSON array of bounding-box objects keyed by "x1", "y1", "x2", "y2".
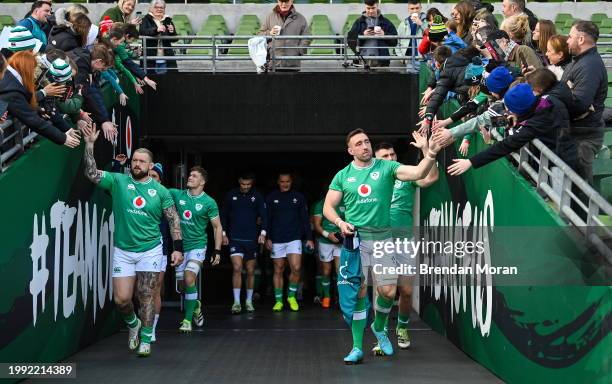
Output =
[{"x1": 417, "y1": 65, "x2": 611, "y2": 383}]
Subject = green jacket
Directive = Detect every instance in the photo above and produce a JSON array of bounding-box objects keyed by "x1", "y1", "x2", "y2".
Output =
[
  {"x1": 113, "y1": 43, "x2": 137, "y2": 85},
  {"x1": 101, "y1": 7, "x2": 128, "y2": 23}
]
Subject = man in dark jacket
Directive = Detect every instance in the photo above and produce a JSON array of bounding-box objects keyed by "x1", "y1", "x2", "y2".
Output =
[
  {"x1": 447, "y1": 83, "x2": 578, "y2": 175},
  {"x1": 420, "y1": 47, "x2": 481, "y2": 131},
  {"x1": 0, "y1": 66, "x2": 78, "y2": 147},
  {"x1": 66, "y1": 45, "x2": 117, "y2": 142},
  {"x1": 562, "y1": 20, "x2": 607, "y2": 184},
  {"x1": 348, "y1": 0, "x2": 398, "y2": 67}
]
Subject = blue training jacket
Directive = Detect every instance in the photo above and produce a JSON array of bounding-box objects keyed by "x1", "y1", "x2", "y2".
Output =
[
  {"x1": 266, "y1": 189, "x2": 312, "y2": 243},
  {"x1": 221, "y1": 187, "x2": 267, "y2": 241}
]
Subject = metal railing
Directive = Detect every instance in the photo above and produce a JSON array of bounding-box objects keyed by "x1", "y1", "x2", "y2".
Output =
[
  {"x1": 141, "y1": 34, "x2": 422, "y2": 72},
  {"x1": 141, "y1": 33, "x2": 612, "y2": 71},
  {"x1": 489, "y1": 129, "x2": 612, "y2": 263},
  {"x1": 0, "y1": 118, "x2": 38, "y2": 173}
]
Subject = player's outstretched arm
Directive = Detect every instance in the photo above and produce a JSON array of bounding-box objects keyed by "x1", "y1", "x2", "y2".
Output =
[
  {"x1": 82, "y1": 123, "x2": 102, "y2": 184},
  {"x1": 396, "y1": 133, "x2": 441, "y2": 182}
]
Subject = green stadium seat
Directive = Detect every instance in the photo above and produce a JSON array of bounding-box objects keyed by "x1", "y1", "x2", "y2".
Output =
[
  {"x1": 385, "y1": 14, "x2": 401, "y2": 29},
  {"x1": 599, "y1": 176, "x2": 612, "y2": 202},
  {"x1": 228, "y1": 15, "x2": 260, "y2": 55},
  {"x1": 601, "y1": 18, "x2": 612, "y2": 28},
  {"x1": 309, "y1": 15, "x2": 335, "y2": 55},
  {"x1": 555, "y1": 13, "x2": 573, "y2": 24},
  {"x1": 343, "y1": 14, "x2": 360, "y2": 35},
  {"x1": 0, "y1": 15, "x2": 16, "y2": 26},
  {"x1": 591, "y1": 13, "x2": 608, "y2": 25},
  {"x1": 494, "y1": 14, "x2": 503, "y2": 26}
]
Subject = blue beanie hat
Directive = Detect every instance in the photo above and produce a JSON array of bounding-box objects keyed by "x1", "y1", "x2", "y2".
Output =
[
  {"x1": 152, "y1": 163, "x2": 163, "y2": 178},
  {"x1": 486, "y1": 66, "x2": 514, "y2": 95},
  {"x1": 504, "y1": 83, "x2": 536, "y2": 116}
]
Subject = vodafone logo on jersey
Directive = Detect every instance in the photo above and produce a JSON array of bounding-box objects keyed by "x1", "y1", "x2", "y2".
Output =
[
  {"x1": 357, "y1": 184, "x2": 372, "y2": 197},
  {"x1": 132, "y1": 196, "x2": 146, "y2": 209},
  {"x1": 183, "y1": 210, "x2": 193, "y2": 220}
]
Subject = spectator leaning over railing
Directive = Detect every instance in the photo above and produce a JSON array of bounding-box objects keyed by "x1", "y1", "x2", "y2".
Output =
[
  {"x1": 139, "y1": 0, "x2": 178, "y2": 74},
  {"x1": 48, "y1": 11, "x2": 91, "y2": 53},
  {"x1": 501, "y1": 0, "x2": 537, "y2": 32},
  {"x1": 545, "y1": 35, "x2": 570, "y2": 81},
  {"x1": 101, "y1": 0, "x2": 142, "y2": 25},
  {"x1": 447, "y1": 79, "x2": 577, "y2": 176},
  {"x1": 561, "y1": 20, "x2": 607, "y2": 184},
  {"x1": 18, "y1": 1, "x2": 52, "y2": 52},
  {"x1": 0, "y1": 51, "x2": 79, "y2": 148},
  {"x1": 258, "y1": 0, "x2": 311, "y2": 71},
  {"x1": 348, "y1": 0, "x2": 398, "y2": 68}
]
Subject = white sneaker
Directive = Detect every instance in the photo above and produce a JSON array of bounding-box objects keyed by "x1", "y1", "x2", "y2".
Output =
[
  {"x1": 137, "y1": 342, "x2": 151, "y2": 357},
  {"x1": 151, "y1": 333, "x2": 156, "y2": 343},
  {"x1": 128, "y1": 318, "x2": 142, "y2": 350}
]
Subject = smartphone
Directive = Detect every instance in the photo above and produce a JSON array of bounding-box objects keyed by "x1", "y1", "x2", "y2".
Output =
[
  {"x1": 518, "y1": 52, "x2": 528, "y2": 69},
  {"x1": 136, "y1": 11, "x2": 142, "y2": 17}
]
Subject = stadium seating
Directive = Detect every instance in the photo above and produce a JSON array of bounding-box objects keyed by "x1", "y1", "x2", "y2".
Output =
[
  {"x1": 309, "y1": 14, "x2": 335, "y2": 55},
  {"x1": 186, "y1": 15, "x2": 229, "y2": 56},
  {"x1": 0, "y1": 15, "x2": 15, "y2": 29},
  {"x1": 228, "y1": 15, "x2": 260, "y2": 55}
]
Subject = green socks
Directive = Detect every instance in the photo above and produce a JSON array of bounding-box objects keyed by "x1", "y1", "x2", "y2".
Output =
[
  {"x1": 373, "y1": 295, "x2": 394, "y2": 332},
  {"x1": 288, "y1": 283, "x2": 298, "y2": 299},
  {"x1": 274, "y1": 288, "x2": 283, "y2": 303},
  {"x1": 351, "y1": 297, "x2": 367, "y2": 350},
  {"x1": 321, "y1": 277, "x2": 331, "y2": 298},
  {"x1": 123, "y1": 312, "x2": 139, "y2": 328},
  {"x1": 397, "y1": 313, "x2": 410, "y2": 330},
  {"x1": 140, "y1": 326, "x2": 153, "y2": 344},
  {"x1": 315, "y1": 275, "x2": 323, "y2": 297},
  {"x1": 183, "y1": 284, "x2": 198, "y2": 321}
]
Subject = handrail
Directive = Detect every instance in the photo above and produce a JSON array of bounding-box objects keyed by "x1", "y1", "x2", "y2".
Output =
[
  {"x1": 0, "y1": 118, "x2": 38, "y2": 173},
  {"x1": 489, "y1": 129, "x2": 612, "y2": 263},
  {"x1": 141, "y1": 34, "x2": 423, "y2": 72}
]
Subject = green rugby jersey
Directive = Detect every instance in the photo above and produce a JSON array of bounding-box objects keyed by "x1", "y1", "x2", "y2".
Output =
[
  {"x1": 311, "y1": 198, "x2": 345, "y2": 244},
  {"x1": 329, "y1": 159, "x2": 400, "y2": 240},
  {"x1": 170, "y1": 189, "x2": 219, "y2": 252},
  {"x1": 99, "y1": 172, "x2": 173, "y2": 252}
]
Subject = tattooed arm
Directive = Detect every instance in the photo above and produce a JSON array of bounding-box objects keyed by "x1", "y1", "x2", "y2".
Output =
[
  {"x1": 163, "y1": 206, "x2": 182, "y2": 240},
  {"x1": 82, "y1": 123, "x2": 102, "y2": 184},
  {"x1": 163, "y1": 205, "x2": 184, "y2": 267}
]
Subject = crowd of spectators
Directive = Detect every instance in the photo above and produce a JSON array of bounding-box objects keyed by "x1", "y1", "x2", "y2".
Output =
[
  {"x1": 0, "y1": 0, "x2": 609, "y2": 188},
  {"x1": 0, "y1": 0, "x2": 158, "y2": 148}
]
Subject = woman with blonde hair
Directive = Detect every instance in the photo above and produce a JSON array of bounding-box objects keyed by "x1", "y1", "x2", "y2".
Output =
[
  {"x1": 450, "y1": 1, "x2": 475, "y2": 45},
  {"x1": 0, "y1": 51, "x2": 79, "y2": 147},
  {"x1": 101, "y1": 0, "x2": 141, "y2": 25},
  {"x1": 501, "y1": 13, "x2": 531, "y2": 46}
]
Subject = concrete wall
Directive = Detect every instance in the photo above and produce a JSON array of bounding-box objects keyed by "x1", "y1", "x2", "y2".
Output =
[{"x1": 2, "y1": 2, "x2": 609, "y2": 34}]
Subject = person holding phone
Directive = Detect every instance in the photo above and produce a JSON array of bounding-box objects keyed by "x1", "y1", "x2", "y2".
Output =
[
  {"x1": 347, "y1": 0, "x2": 398, "y2": 68},
  {"x1": 139, "y1": 0, "x2": 178, "y2": 74},
  {"x1": 101, "y1": 0, "x2": 141, "y2": 24}
]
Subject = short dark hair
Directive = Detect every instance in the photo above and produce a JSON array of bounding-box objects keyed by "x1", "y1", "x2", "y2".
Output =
[
  {"x1": 31, "y1": 1, "x2": 52, "y2": 11},
  {"x1": 572, "y1": 20, "x2": 599, "y2": 43},
  {"x1": 407, "y1": 0, "x2": 421, "y2": 5},
  {"x1": 124, "y1": 24, "x2": 139, "y2": 39},
  {"x1": 346, "y1": 128, "x2": 367, "y2": 146},
  {"x1": 527, "y1": 68, "x2": 557, "y2": 93},
  {"x1": 239, "y1": 172, "x2": 255, "y2": 181},
  {"x1": 191, "y1": 166, "x2": 208, "y2": 182},
  {"x1": 364, "y1": 0, "x2": 378, "y2": 6},
  {"x1": 278, "y1": 172, "x2": 292, "y2": 179},
  {"x1": 44, "y1": 47, "x2": 67, "y2": 62},
  {"x1": 107, "y1": 28, "x2": 124, "y2": 41},
  {"x1": 375, "y1": 142, "x2": 394, "y2": 152},
  {"x1": 508, "y1": 0, "x2": 525, "y2": 11},
  {"x1": 433, "y1": 45, "x2": 452, "y2": 65},
  {"x1": 91, "y1": 44, "x2": 114, "y2": 66}
]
